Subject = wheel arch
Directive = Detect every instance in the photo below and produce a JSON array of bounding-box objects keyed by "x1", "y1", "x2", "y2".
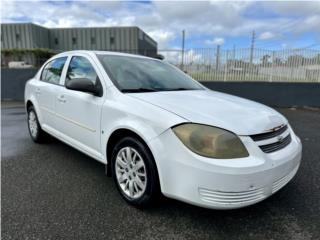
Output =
[
  {"x1": 26, "y1": 100, "x2": 34, "y2": 111},
  {"x1": 25, "y1": 95, "x2": 43, "y2": 124},
  {"x1": 105, "y1": 128, "x2": 160, "y2": 182}
]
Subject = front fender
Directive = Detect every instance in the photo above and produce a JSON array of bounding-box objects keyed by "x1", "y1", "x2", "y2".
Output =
[{"x1": 100, "y1": 90, "x2": 187, "y2": 161}]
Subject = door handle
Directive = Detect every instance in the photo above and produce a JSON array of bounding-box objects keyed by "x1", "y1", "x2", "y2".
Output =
[
  {"x1": 35, "y1": 88, "x2": 41, "y2": 95},
  {"x1": 57, "y1": 95, "x2": 66, "y2": 103}
]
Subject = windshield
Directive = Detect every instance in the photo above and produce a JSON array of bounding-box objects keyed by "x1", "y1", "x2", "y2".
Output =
[{"x1": 97, "y1": 54, "x2": 204, "y2": 92}]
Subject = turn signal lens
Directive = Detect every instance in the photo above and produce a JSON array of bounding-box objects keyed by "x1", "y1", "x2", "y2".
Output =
[{"x1": 172, "y1": 124, "x2": 249, "y2": 159}]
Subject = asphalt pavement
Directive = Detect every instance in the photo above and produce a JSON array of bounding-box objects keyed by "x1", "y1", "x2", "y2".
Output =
[{"x1": 1, "y1": 103, "x2": 320, "y2": 240}]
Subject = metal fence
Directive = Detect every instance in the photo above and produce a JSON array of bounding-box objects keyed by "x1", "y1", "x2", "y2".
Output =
[
  {"x1": 159, "y1": 48, "x2": 320, "y2": 82},
  {"x1": 2, "y1": 47, "x2": 319, "y2": 82}
]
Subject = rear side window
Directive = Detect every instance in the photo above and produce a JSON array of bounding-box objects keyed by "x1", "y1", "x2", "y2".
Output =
[
  {"x1": 41, "y1": 57, "x2": 67, "y2": 85},
  {"x1": 66, "y1": 56, "x2": 98, "y2": 85}
]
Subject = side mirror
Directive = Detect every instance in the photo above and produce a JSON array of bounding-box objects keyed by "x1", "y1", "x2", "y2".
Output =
[
  {"x1": 154, "y1": 54, "x2": 164, "y2": 60},
  {"x1": 66, "y1": 78, "x2": 102, "y2": 96}
]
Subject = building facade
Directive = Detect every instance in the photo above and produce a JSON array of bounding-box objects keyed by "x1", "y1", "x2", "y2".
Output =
[{"x1": 1, "y1": 23, "x2": 158, "y2": 66}]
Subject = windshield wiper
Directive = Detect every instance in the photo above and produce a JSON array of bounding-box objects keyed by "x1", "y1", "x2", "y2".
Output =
[
  {"x1": 121, "y1": 87, "x2": 200, "y2": 93},
  {"x1": 161, "y1": 87, "x2": 195, "y2": 91},
  {"x1": 121, "y1": 88, "x2": 158, "y2": 93}
]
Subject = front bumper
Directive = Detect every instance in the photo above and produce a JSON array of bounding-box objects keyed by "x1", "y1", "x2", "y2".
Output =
[{"x1": 148, "y1": 127, "x2": 302, "y2": 209}]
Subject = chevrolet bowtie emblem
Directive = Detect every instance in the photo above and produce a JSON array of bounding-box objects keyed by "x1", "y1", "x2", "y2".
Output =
[{"x1": 277, "y1": 135, "x2": 284, "y2": 142}]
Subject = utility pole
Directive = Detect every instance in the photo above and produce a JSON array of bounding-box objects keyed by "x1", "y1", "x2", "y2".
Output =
[
  {"x1": 181, "y1": 30, "x2": 185, "y2": 70},
  {"x1": 249, "y1": 30, "x2": 255, "y2": 64}
]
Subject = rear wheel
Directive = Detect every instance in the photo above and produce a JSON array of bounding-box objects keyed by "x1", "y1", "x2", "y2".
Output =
[
  {"x1": 27, "y1": 106, "x2": 46, "y2": 143},
  {"x1": 111, "y1": 136, "x2": 160, "y2": 207}
]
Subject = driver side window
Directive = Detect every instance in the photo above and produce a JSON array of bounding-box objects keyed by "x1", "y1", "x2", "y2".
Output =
[{"x1": 66, "y1": 56, "x2": 99, "y2": 85}]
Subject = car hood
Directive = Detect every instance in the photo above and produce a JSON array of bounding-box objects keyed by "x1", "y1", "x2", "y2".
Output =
[{"x1": 128, "y1": 90, "x2": 287, "y2": 135}]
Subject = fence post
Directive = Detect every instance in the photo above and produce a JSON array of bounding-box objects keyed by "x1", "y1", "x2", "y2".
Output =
[
  {"x1": 224, "y1": 50, "x2": 229, "y2": 82},
  {"x1": 269, "y1": 51, "x2": 275, "y2": 82},
  {"x1": 215, "y1": 45, "x2": 220, "y2": 71}
]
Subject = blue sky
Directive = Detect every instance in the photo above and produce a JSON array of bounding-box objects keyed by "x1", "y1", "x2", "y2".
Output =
[{"x1": 2, "y1": 0, "x2": 320, "y2": 50}]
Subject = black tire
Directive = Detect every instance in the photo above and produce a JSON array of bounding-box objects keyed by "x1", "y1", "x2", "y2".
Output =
[
  {"x1": 111, "y1": 136, "x2": 160, "y2": 207},
  {"x1": 27, "y1": 106, "x2": 47, "y2": 143}
]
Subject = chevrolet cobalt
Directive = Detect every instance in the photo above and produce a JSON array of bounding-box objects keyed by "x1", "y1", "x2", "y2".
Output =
[{"x1": 25, "y1": 51, "x2": 302, "y2": 209}]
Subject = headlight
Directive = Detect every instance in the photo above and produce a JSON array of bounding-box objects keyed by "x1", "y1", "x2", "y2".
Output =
[{"x1": 172, "y1": 123, "x2": 249, "y2": 159}]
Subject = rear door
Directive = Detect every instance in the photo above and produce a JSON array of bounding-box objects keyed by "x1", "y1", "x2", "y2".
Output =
[
  {"x1": 36, "y1": 57, "x2": 67, "y2": 129},
  {"x1": 54, "y1": 54, "x2": 105, "y2": 160}
]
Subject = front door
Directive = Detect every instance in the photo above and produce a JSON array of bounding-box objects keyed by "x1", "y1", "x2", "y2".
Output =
[{"x1": 54, "y1": 55, "x2": 105, "y2": 159}]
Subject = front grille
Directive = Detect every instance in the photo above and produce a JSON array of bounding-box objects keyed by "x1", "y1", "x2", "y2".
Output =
[
  {"x1": 251, "y1": 125, "x2": 288, "y2": 141},
  {"x1": 250, "y1": 125, "x2": 292, "y2": 153},
  {"x1": 259, "y1": 134, "x2": 292, "y2": 153}
]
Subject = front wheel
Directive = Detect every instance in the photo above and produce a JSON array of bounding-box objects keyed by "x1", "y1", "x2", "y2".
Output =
[
  {"x1": 27, "y1": 106, "x2": 47, "y2": 143},
  {"x1": 111, "y1": 136, "x2": 160, "y2": 207}
]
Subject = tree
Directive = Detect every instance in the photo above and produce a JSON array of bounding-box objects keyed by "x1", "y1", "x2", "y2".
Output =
[
  {"x1": 261, "y1": 55, "x2": 271, "y2": 66},
  {"x1": 274, "y1": 58, "x2": 282, "y2": 66}
]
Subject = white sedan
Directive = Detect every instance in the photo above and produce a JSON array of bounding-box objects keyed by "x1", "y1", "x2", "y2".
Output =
[{"x1": 25, "y1": 51, "x2": 302, "y2": 209}]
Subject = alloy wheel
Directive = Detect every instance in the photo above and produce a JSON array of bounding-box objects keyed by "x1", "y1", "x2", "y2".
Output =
[
  {"x1": 115, "y1": 147, "x2": 147, "y2": 199},
  {"x1": 28, "y1": 111, "x2": 38, "y2": 138}
]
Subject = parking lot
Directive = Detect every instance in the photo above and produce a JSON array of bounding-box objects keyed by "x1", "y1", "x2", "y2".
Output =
[{"x1": 1, "y1": 103, "x2": 320, "y2": 240}]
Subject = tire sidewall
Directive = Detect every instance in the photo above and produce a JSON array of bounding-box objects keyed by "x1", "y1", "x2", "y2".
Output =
[{"x1": 111, "y1": 136, "x2": 159, "y2": 206}]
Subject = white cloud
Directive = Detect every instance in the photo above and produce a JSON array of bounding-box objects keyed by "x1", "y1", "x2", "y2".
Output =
[
  {"x1": 292, "y1": 15, "x2": 320, "y2": 34},
  {"x1": 161, "y1": 49, "x2": 204, "y2": 65},
  {"x1": 205, "y1": 37, "x2": 225, "y2": 45},
  {"x1": 1, "y1": 0, "x2": 319, "y2": 50},
  {"x1": 147, "y1": 30, "x2": 175, "y2": 49},
  {"x1": 261, "y1": 1, "x2": 320, "y2": 17},
  {"x1": 161, "y1": 51, "x2": 181, "y2": 64},
  {"x1": 184, "y1": 49, "x2": 203, "y2": 64},
  {"x1": 259, "y1": 31, "x2": 275, "y2": 40}
]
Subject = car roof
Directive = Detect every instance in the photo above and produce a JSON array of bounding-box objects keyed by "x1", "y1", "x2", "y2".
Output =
[{"x1": 53, "y1": 50, "x2": 157, "y2": 61}]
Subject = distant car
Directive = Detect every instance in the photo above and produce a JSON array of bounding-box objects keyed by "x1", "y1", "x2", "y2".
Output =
[
  {"x1": 25, "y1": 51, "x2": 302, "y2": 209},
  {"x1": 8, "y1": 61, "x2": 33, "y2": 68}
]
